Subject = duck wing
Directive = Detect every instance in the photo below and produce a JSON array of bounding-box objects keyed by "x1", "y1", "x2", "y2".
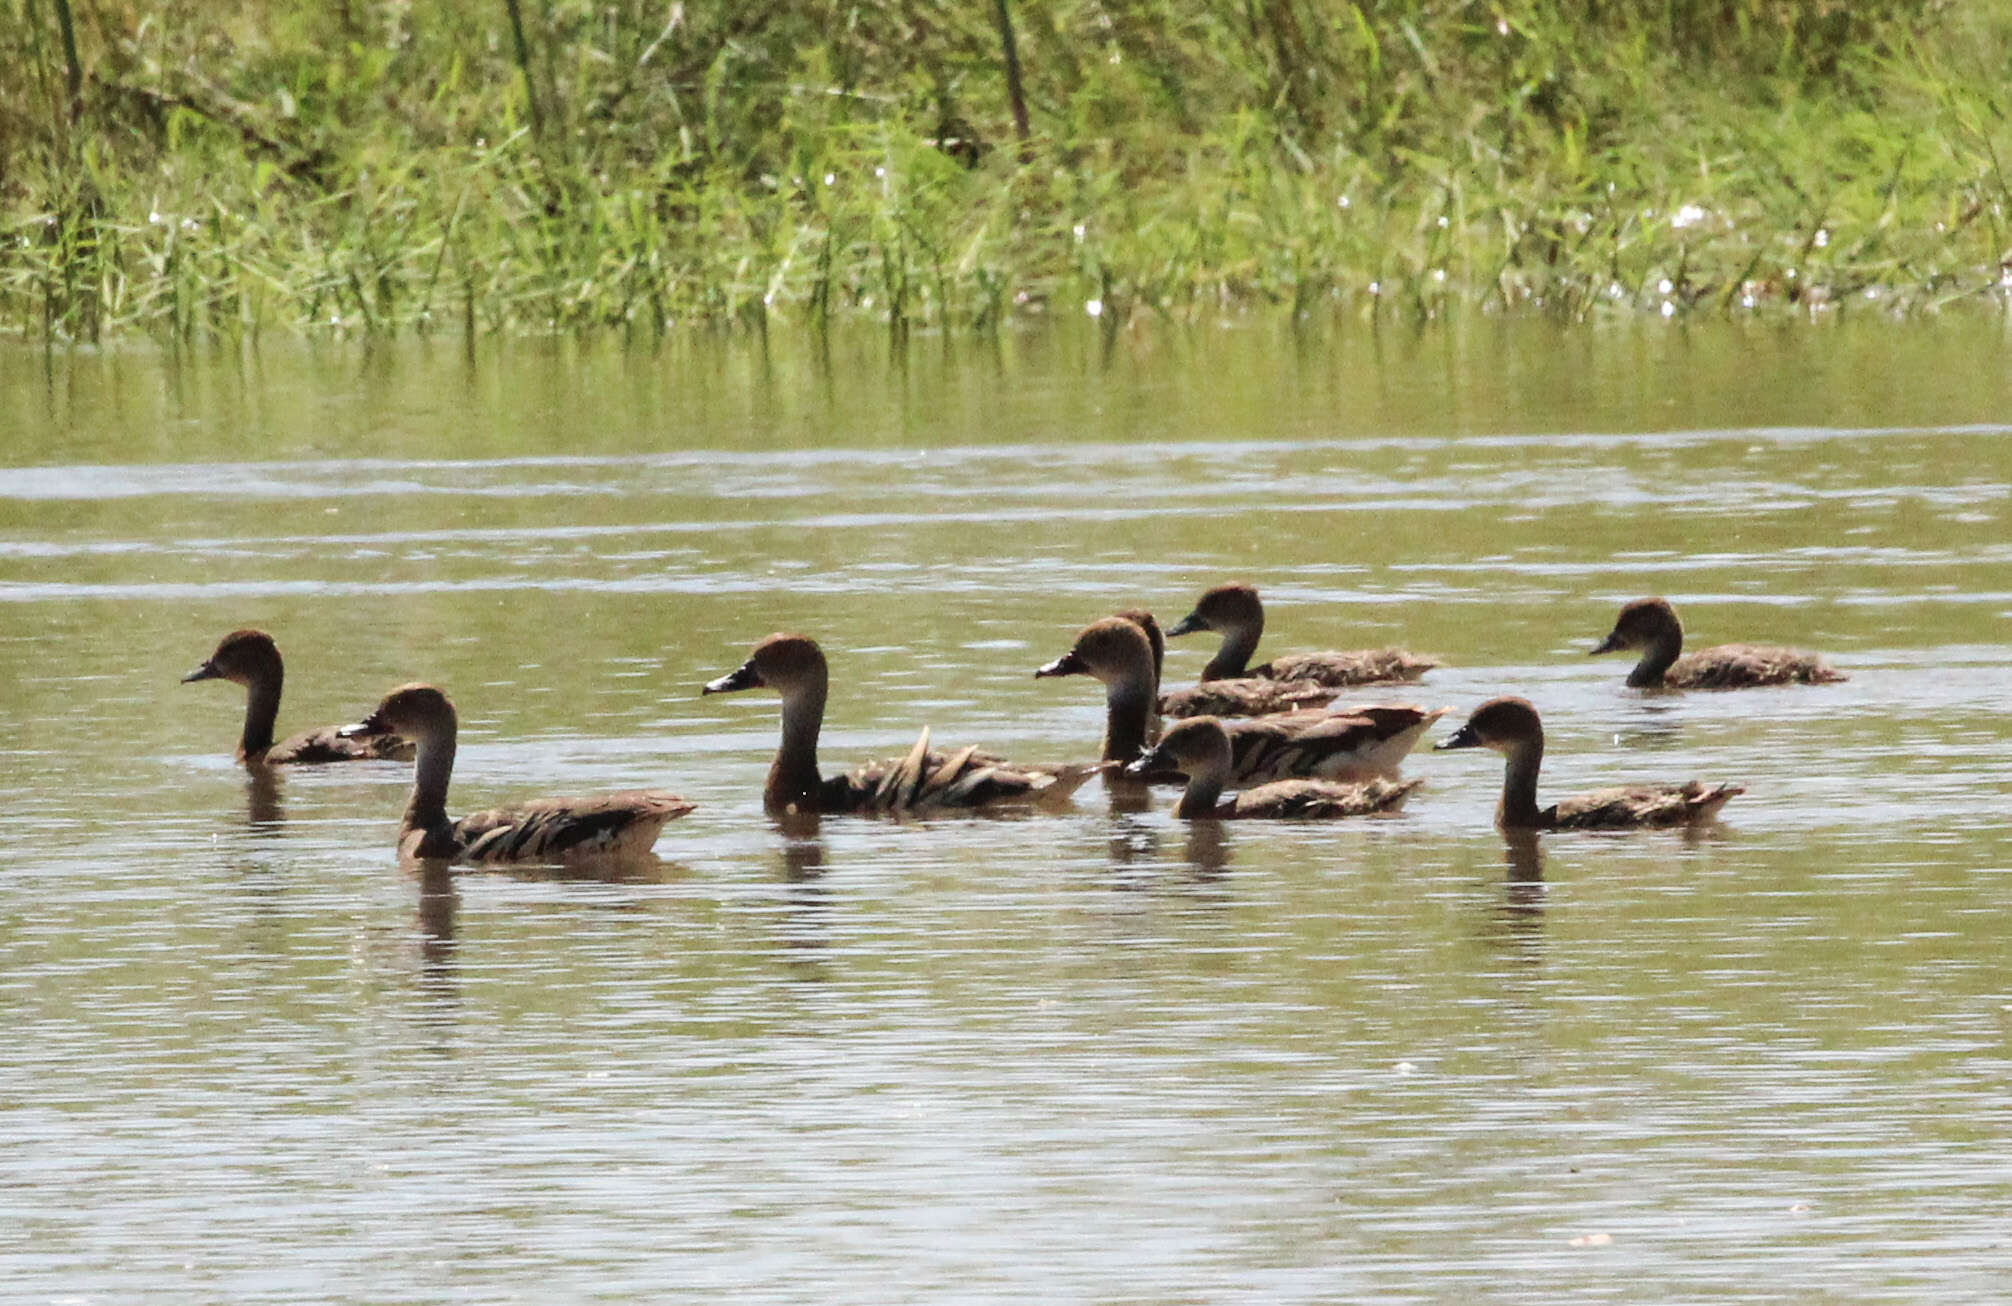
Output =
[
  {"x1": 1159, "y1": 677, "x2": 1338, "y2": 719},
  {"x1": 451, "y1": 790, "x2": 695, "y2": 864},
  {"x1": 1553, "y1": 780, "x2": 1744, "y2": 829},
  {"x1": 1225, "y1": 705, "x2": 1446, "y2": 784},
  {"x1": 1226, "y1": 776, "x2": 1424, "y2": 818},
  {"x1": 1667, "y1": 644, "x2": 1845, "y2": 689},
  {"x1": 837, "y1": 729, "x2": 1102, "y2": 814},
  {"x1": 266, "y1": 724, "x2": 415, "y2": 764},
  {"x1": 1257, "y1": 649, "x2": 1438, "y2": 687}
]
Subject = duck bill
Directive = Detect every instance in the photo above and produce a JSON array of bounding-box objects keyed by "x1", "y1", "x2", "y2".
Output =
[
  {"x1": 180, "y1": 661, "x2": 221, "y2": 684},
  {"x1": 1164, "y1": 611, "x2": 1206, "y2": 638},
  {"x1": 337, "y1": 712, "x2": 389, "y2": 741},
  {"x1": 1434, "y1": 722, "x2": 1483, "y2": 751},
  {"x1": 703, "y1": 661, "x2": 761, "y2": 695},
  {"x1": 1122, "y1": 746, "x2": 1173, "y2": 777},
  {"x1": 1034, "y1": 650, "x2": 1087, "y2": 679},
  {"x1": 1589, "y1": 631, "x2": 1624, "y2": 656}
]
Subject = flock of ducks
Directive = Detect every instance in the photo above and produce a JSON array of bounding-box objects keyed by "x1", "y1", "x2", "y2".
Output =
[{"x1": 183, "y1": 584, "x2": 1846, "y2": 867}]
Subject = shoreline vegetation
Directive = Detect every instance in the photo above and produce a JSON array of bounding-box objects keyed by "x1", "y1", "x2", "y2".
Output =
[{"x1": 3, "y1": 1, "x2": 2010, "y2": 343}]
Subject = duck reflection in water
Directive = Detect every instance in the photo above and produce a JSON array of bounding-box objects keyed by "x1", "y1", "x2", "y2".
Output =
[
  {"x1": 1499, "y1": 828, "x2": 1547, "y2": 922},
  {"x1": 772, "y1": 812, "x2": 832, "y2": 979},
  {"x1": 413, "y1": 858, "x2": 461, "y2": 1013},
  {"x1": 1181, "y1": 820, "x2": 1231, "y2": 880},
  {"x1": 245, "y1": 766, "x2": 284, "y2": 832}
]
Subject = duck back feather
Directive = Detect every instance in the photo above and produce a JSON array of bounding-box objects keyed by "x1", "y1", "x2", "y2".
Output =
[
  {"x1": 1551, "y1": 781, "x2": 1746, "y2": 829},
  {"x1": 1215, "y1": 775, "x2": 1423, "y2": 819},
  {"x1": 1666, "y1": 646, "x2": 1845, "y2": 689},
  {"x1": 1159, "y1": 678, "x2": 1338, "y2": 719}
]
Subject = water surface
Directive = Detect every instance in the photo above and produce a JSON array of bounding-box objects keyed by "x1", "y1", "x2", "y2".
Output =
[{"x1": 3, "y1": 318, "x2": 2010, "y2": 1302}]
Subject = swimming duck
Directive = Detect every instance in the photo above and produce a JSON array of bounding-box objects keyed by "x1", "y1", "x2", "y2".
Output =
[
  {"x1": 182, "y1": 628, "x2": 413, "y2": 765},
  {"x1": 1126, "y1": 717, "x2": 1422, "y2": 819},
  {"x1": 1434, "y1": 695, "x2": 1743, "y2": 830},
  {"x1": 1167, "y1": 583, "x2": 1437, "y2": 686},
  {"x1": 705, "y1": 633, "x2": 1104, "y2": 816},
  {"x1": 1036, "y1": 617, "x2": 1443, "y2": 782},
  {"x1": 1591, "y1": 597, "x2": 1846, "y2": 690},
  {"x1": 337, "y1": 684, "x2": 694, "y2": 863}
]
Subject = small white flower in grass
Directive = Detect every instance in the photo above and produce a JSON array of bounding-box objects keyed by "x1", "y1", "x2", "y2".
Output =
[
  {"x1": 1671, "y1": 203, "x2": 1707, "y2": 230},
  {"x1": 1431, "y1": 268, "x2": 1446, "y2": 283},
  {"x1": 1657, "y1": 278, "x2": 1672, "y2": 295},
  {"x1": 1336, "y1": 195, "x2": 1351, "y2": 209},
  {"x1": 1084, "y1": 299, "x2": 1104, "y2": 317},
  {"x1": 1436, "y1": 215, "x2": 1449, "y2": 229},
  {"x1": 874, "y1": 167, "x2": 886, "y2": 179},
  {"x1": 1072, "y1": 223, "x2": 1086, "y2": 242},
  {"x1": 1814, "y1": 228, "x2": 1830, "y2": 248},
  {"x1": 1660, "y1": 300, "x2": 1675, "y2": 318},
  {"x1": 823, "y1": 173, "x2": 835, "y2": 186},
  {"x1": 1367, "y1": 281, "x2": 1380, "y2": 295}
]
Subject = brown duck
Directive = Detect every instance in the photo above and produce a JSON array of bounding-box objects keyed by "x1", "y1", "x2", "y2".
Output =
[
  {"x1": 1435, "y1": 695, "x2": 1743, "y2": 830},
  {"x1": 1035, "y1": 616, "x2": 1444, "y2": 782},
  {"x1": 1591, "y1": 597, "x2": 1845, "y2": 690},
  {"x1": 705, "y1": 633, "x2": 1104, "y2": 817},
  {"x1": 338, "y1": 684, "x2": 694, "y2": 864},
  {"x1": 1168, "y1": 583, "x2": 1436, "y2": 687},
  {"x1": 1125, "y1": 716, "x2": 1422, "y2": 819},
  {"x1": 183, "y1": 629, "x2": 413, "y2": 765}
]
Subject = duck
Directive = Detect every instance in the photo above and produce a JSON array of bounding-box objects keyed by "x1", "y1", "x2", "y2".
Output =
[
  {"x1": 337, "y1": 683, "x2": 694, "y2": 863},
  {"x1": 1434, "y1": 695, "x2": 1743, "y2": 830},
  {"x1": 182, "y1": 628, "x2": 413, "y2": 765},
  {"x1": 1167, "y1": 582, "x2": 1437, "y2": 687},
  {"x1": 704, "y1": 633, "x2": 1105, "y2": 816},
  {"x1": 1591, "y1": 597, "x2": 1846, "y2": 690},
  {"x1": 1124, "y1": 717, "x2": 1422, "y2": 819},
  {"x1": 1035, "y1": 617, "x2": 1444, "y2": 782}
]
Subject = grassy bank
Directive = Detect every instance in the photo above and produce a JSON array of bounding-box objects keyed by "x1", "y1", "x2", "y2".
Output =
[{"x1": 4, "y1": 0, "x2": 2010, "y2": 341}]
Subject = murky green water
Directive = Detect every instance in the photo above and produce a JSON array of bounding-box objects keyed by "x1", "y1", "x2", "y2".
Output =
[{"x1": 4, "y1": 319, "x2": 2011, "y2": 1302}]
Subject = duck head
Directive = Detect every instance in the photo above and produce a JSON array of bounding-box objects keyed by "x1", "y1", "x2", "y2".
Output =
[
  {"x1": 1591, "y1": 597, "x2": 1682, "y2": 656},
  {"x1": 1165, "y1": 582, "x2": 1262, "y2": 639},
  {"x1": 182, "y1": 628, "x2": 282, "y2": 686},
  {"x1": 1435, "y1": 695, "x2": 1544, "y2": 753},
  {"x1": 340, "y1": 683, "x2": 457, "y2": 745},
  {"x1": 704, "y1": 633, "x2": 828, "y2": 698}
]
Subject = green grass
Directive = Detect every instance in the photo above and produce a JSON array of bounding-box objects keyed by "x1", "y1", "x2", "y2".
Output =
[{"x1": 4, "y1": 0, "x2": 2010, "y2": 341}]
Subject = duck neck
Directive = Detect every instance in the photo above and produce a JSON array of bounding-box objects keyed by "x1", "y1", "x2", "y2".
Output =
[
  {"x1": 404, "y1": 729, "x2": 457, "y2": 842},
  {"x1": 1628, "y1": 628, "x2": 1683, "y2": 688},
  {"x1": 1498, "y1": 738, "x2": 1547, "y2": 828},
  {"x1": 1176, "y1": 743, "x2": 1233, "y2": 819},
  {"x1": 767, "y1": 678, "x2": 827, "y2": 813},
  {"x1": 1202, "y1": 621, "x2": 1262, "y2": 681},
  {"x1": 238, "y1": 672, "x2": 282, "y2": 763},
  {"x1": 1102, "y1": 672, "x2": 1156, "y2": 764}
]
